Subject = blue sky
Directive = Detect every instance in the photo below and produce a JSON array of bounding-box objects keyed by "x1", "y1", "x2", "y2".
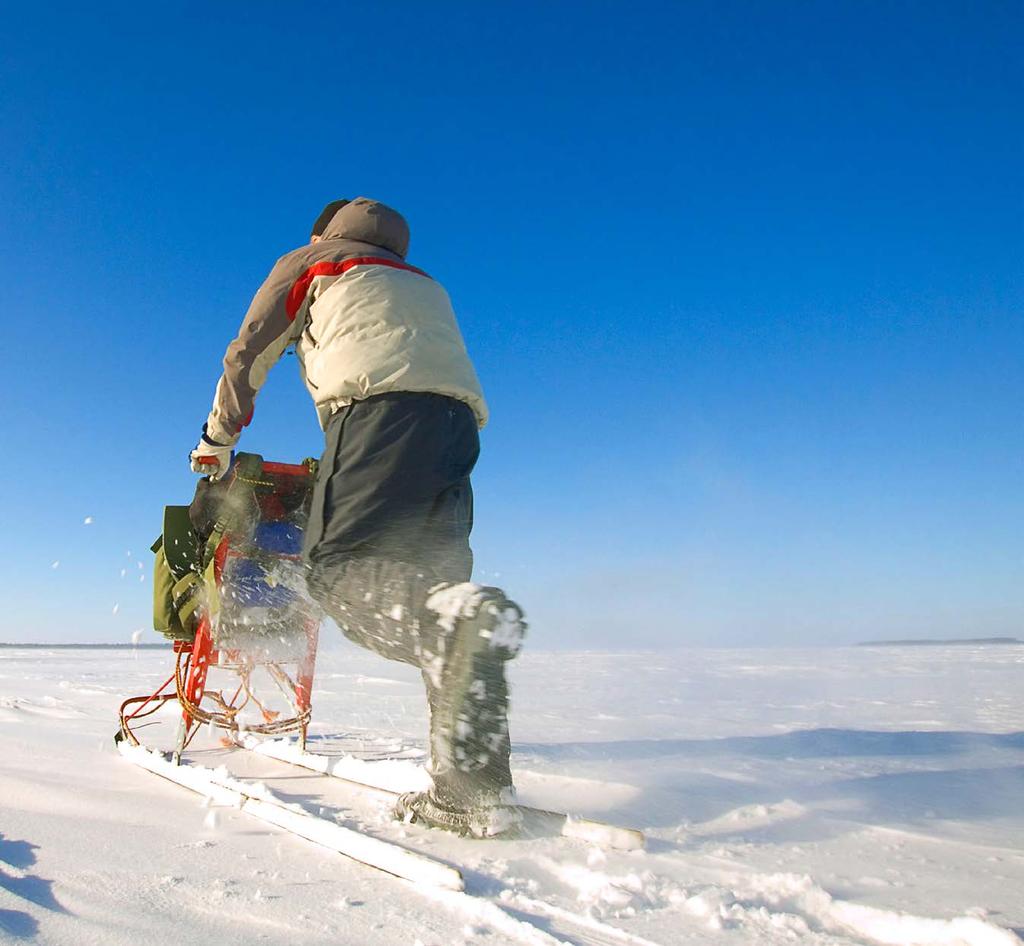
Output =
[{"x1": 1, "y1": 2, "x2": 1020, "y2": 647}]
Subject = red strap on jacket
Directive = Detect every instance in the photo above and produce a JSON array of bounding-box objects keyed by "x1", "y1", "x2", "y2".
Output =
[{"x1": 285, "y1": 257, "x2": 431, "y2": 321}]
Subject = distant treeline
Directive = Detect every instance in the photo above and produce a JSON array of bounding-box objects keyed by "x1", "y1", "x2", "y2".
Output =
[
  {"x1": 0, "y1": 642, "x2": 172, "y2": 649},
  {"x1": 858, "y1": 637, "x2": 1022, "y2": 647}
]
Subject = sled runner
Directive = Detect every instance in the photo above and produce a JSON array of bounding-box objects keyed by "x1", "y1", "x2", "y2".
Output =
[{"x1": 242, "y1": 733, "x2": 647, "y2": 851}]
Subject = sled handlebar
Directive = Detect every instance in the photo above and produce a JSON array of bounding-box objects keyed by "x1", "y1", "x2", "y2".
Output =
[{"x1": 196, "y1": 454, "x2": 312, "y2": 478}]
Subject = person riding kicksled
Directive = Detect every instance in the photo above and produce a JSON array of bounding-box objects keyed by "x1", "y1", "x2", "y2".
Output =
[{"x1": 189, "y1": 197, "x2": 527, "y2": 837}]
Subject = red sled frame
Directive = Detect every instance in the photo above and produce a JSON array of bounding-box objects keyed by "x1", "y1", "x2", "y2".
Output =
[{"x1": 118, "y1": 460, "x2": 321, "y2": 762}]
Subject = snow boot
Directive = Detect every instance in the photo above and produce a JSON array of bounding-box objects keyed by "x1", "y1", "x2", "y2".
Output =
[
  {"x1": 394, "y1": 789, "x2": 523, "y2": 839},
  {"x1": 400, "y1": 585, "x2": 526, "y2": 834}
]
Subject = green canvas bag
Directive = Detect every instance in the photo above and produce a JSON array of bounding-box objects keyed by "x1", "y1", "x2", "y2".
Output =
[
  {"x1": 151, "y1": 505, "x2": 202, "y2": 641},
  {"x1": 150, "y1": 454, "x2": 318, "y2": 642}
]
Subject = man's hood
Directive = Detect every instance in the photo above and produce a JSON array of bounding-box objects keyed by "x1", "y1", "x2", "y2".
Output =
[{"x1": 321, "y1": 197, "x2": 410, "y2": 258}]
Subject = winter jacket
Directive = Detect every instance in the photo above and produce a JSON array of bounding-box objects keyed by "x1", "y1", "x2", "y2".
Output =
[{"x1": 204, "y1": 198, "x2": 488, "y2": 445}]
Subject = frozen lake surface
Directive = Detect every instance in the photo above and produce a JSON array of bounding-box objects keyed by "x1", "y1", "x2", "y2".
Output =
[{"x1": 1, "y1": 642, "x2": 1022, "y2": 945}]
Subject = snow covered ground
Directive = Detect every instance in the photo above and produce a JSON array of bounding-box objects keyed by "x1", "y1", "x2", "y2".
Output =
[{"x1": 1, "y1": 642, "x2": 1023, "y2": 946}]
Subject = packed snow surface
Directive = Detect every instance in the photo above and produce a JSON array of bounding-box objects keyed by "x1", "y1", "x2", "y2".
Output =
[{"x1": 1, "y1": 642, "x2": 1023, "y2": 945}]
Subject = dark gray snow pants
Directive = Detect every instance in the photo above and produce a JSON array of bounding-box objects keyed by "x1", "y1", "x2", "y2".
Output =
[{"x1": 303, "y1": 392, "x2": 513, "y2": 803}]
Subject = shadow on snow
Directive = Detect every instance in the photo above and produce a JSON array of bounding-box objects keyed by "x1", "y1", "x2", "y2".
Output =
[
  {"x1": 514, "y1": 729, "x2": 1024, "y2": 832},
  {"x1": 0, "y1": 832, "x2": 70, "y2": 939},
  {"x1": 517, "y1": 728, "x2": 1024, "y2": 762}
]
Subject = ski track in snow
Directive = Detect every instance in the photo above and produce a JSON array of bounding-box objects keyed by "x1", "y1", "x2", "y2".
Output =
[{"x1": 1, "y1": 644, "x2": 1023, "y2": 945}]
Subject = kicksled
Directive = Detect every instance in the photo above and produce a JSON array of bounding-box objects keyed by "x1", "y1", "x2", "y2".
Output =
[{"x1": 117, "y1": 453, "x2": 644, "y2": 891}]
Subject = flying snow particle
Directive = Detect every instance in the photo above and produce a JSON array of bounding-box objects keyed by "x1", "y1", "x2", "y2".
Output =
[
  {"x1": 203, "y1": 810, "x2": 219, "y2": 830},
  {"x1": 83, "y1": 516, "x2": 93, "y2": 525},
  {"x1": 139, "y1": 574, "x2": 145, "y2": 583},
  {"x1": 137, "y1": 561, "x2": 144, "y2": 570},
  {"x1": 120, "y1": 569, "x2": 127, "y2": 578},
  {"x1": 51, "y1": 560, "x2": 60, "y2": 570},
  {"x1": 131, "y1": 629, "x2": 144, "y2": 645},
  {"x1": 112, "y1": 604, "x2": 120, "y2": 616}
]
